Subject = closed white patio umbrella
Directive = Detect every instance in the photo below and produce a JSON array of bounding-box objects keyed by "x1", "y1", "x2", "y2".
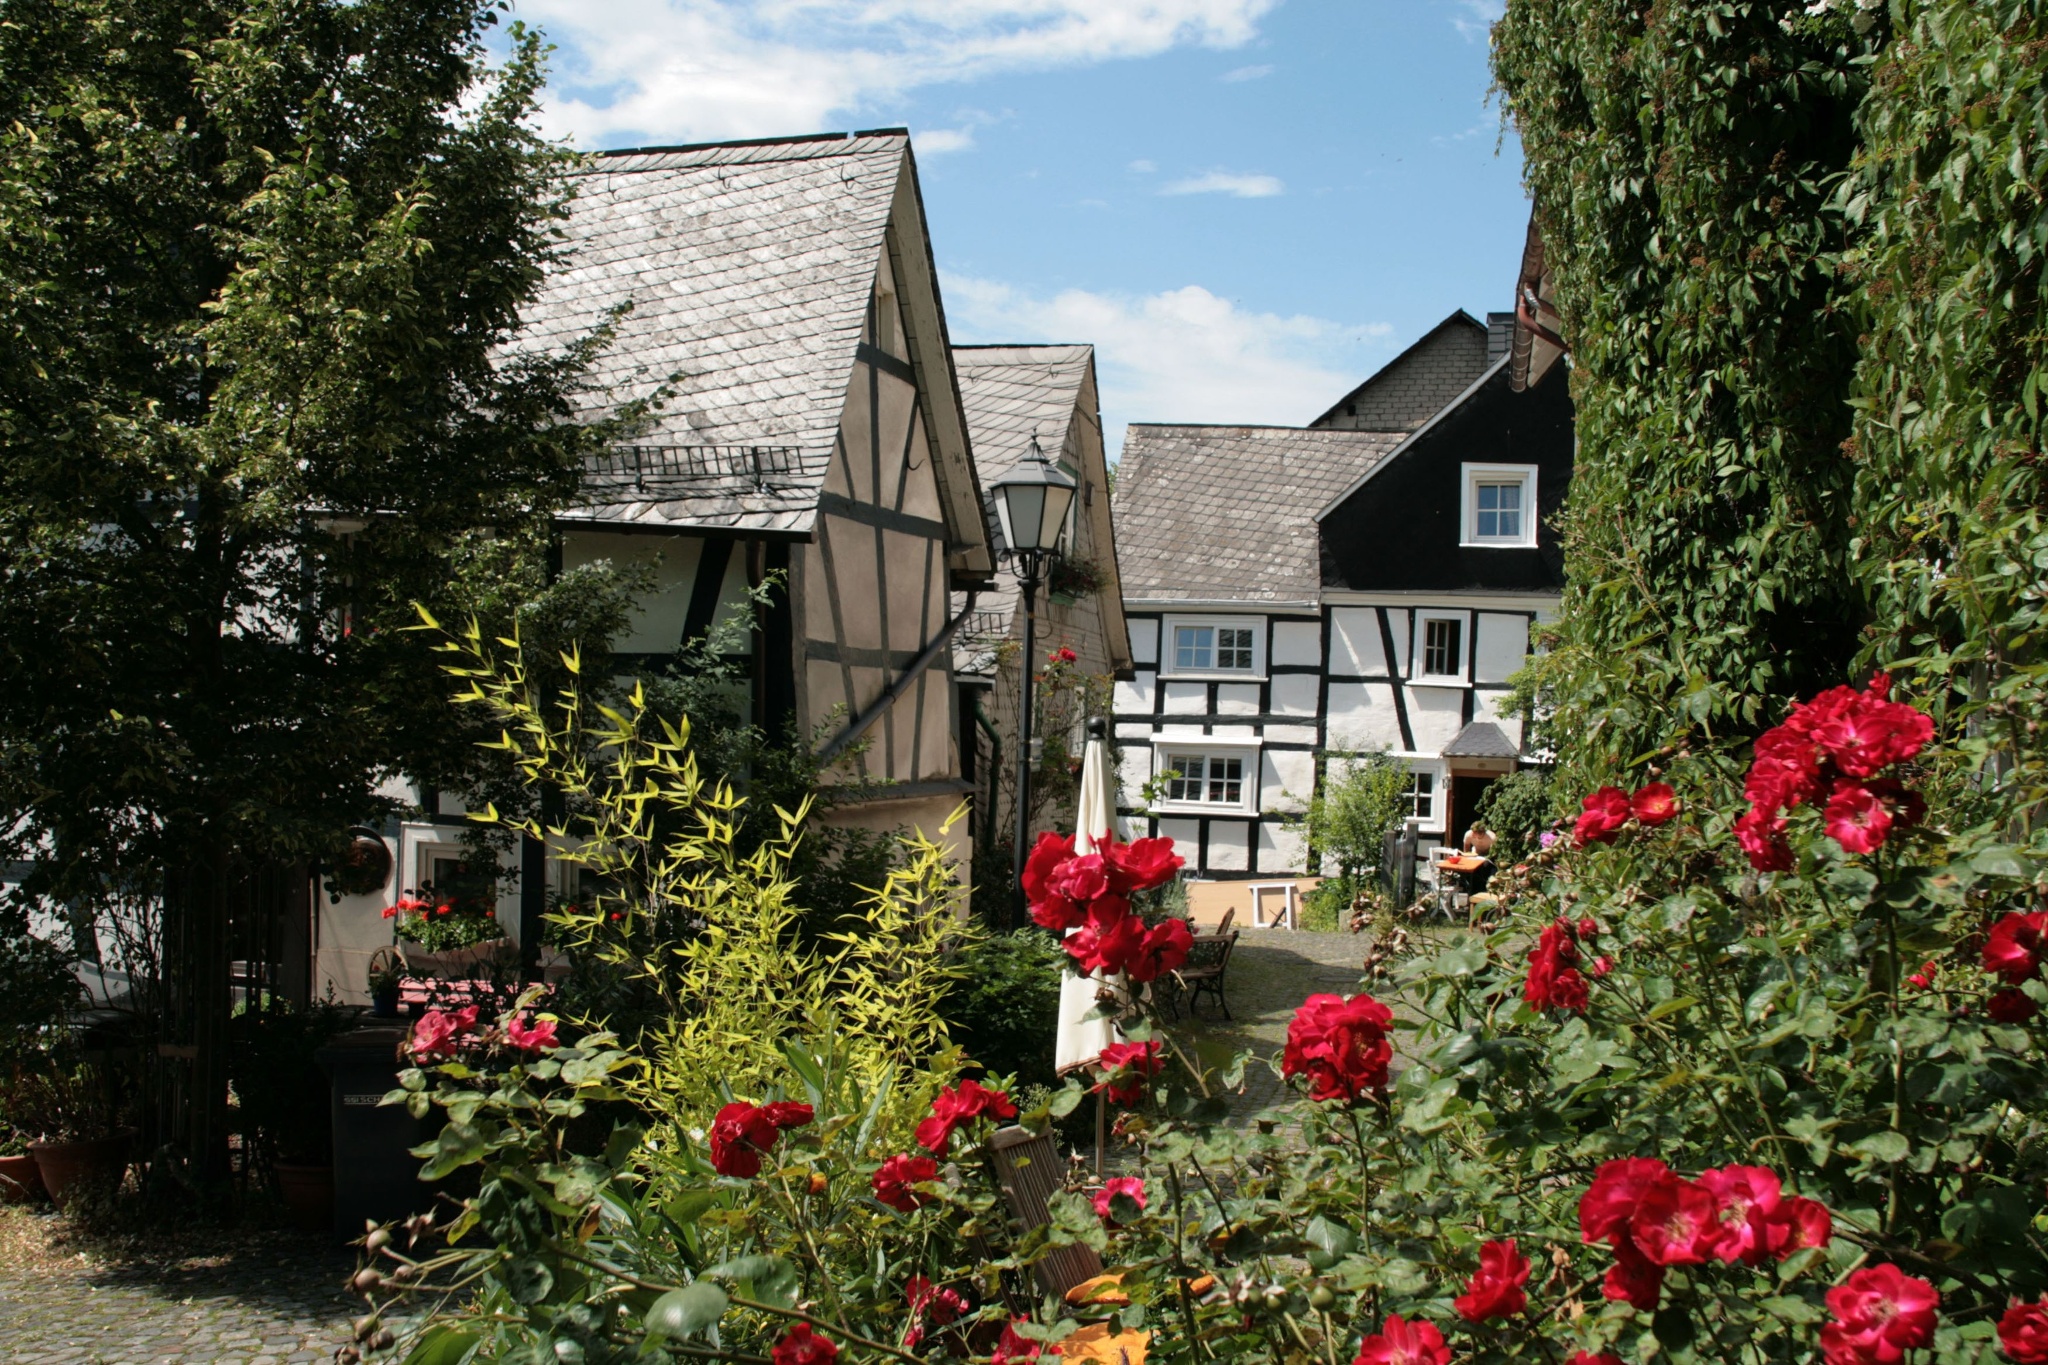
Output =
[{"x1": 1054, "y1": 717, "x2": 1128, "y2": 1077}]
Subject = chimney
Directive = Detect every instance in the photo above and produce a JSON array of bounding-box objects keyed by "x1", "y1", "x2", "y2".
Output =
[{"x1": 1486, "y1": 311, "x2": 1515, "y2": 364}]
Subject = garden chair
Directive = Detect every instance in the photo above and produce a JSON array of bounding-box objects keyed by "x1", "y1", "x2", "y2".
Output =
[
  {"x1": 1215, "y1": 907, "x2": 1235, "y2": 935},
  {"x1": 987, "y1": 1125, "x2": 1103, "y2": 1298},
  {"x1": 1168, "y1": 931, "x2": 1237, "y2": 1021}
]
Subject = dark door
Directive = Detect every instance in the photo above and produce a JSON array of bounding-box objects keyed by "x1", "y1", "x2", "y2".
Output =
[{"x1": 1449, "y1": 772, "x2": 1496, "y2": 844}]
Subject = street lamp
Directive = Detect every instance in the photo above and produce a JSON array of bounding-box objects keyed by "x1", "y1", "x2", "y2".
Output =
[{"x1": 989, "y1": 436, "x2": 1077, "y2": 930}]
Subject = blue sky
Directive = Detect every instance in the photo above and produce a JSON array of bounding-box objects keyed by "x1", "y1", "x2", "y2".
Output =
[{"x1": 515, "y1": 0, "x2": 1527, "y2": 454}]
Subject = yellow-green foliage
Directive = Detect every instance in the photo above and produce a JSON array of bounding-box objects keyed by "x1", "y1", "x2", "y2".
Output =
[{"x1": 428, "y1": 610, "x2": 965, "y2": 1140}]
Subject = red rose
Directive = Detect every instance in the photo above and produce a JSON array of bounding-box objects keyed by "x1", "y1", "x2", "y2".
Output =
[
  {"x1": 1747, "y1": 739, "x2": 1824, "y2": 812},
  {"x1": 914, "y1": 1079, "x2": 1017, "y2": 1154},
  {"x1": 1020, "y1": 831, "x2": 1075, "y2": 904},
  {"x1": 1572, "y1": 786, "x2": 1632, "y2": 846},
  {"x1": 1629, "y1": 1174, "x2": 1719, "y2": 1265},
  {"x1": 1093, "y1": 1175, "x2": 1146, "y2": 1222},
  {"x1": 1809, "y1": 678, "x2": 1934, "y2": 777},
  {"x1": 1984, "y1": 910, "x2": 2048, "y2": 984},
  {"x1": 903, "y1": 1275, "x2": 969, "y2": 1350},
  {"x1": 1821, "y1": 1264, "x2": 1938, "y2": 1365},
  {"x1": 504, "y1": 1013, "x2": 559, "y2": 1053},
  {"x1": 1028, "y1": 892, "x2": 1088, "y2": 933},
  {"x1": 1126, "y1": 918, "x2": 1194, "y2": 983},
  {"x1": 1095, "y1": 1039, "x2": 1165, "y2": 1106},
  {"x1": 1578, "y1": 917, "x2": 1600, "y2": 939},
  {"x1": 1281, "y1": 992, "x2": 1394, "y2": 1102},
  {"x1": 708, "y1": 1101, "x2": 808, "y2": 1178},
  {"x1": 1049, "y1": 853, "x2": 1111, "y2": 903},
  {"x1": 1824, "y1": 779, "x2": 1894, "y2": 855},
  {"x1": 1064, "y1": 912, "x2": 1146, "y2": 976},
  {"x1": 1630, "y1": 782, "x2": 1678, "y2": 826},
  {"x1": 1050, "y1": 645, "x2": 1078, "y2": 664},
  {"x1": 1601, "y1": 1241, "x2": 1665, "y2": 1310},
  {"x1": 1352, "y1": 1314, "x2": 1449, "y2": 1365},
  {"x1": 1452, "y1": 1238, "x2": 1529, "y2": 1321},
  {"x1": 1525, "y1": 919, "x2": 1589, "y2": 1013},
  {"x1": 1989, "y1": 988, "x2": 2040, "y2": 1024},
  {"x1": 992, "y1": 1320, "x2": 1044, "y2": 1363},
  {"x1": 870, "y1": 1153, "x2": 939, "y2": 1212},
  {"x1": 772, "y1": 1323, "x2": 837, "y2": 1365},
  {"x1": 1695, "y1": 1164, "x2": 1782, "y2": 1265},
  {"x1": 1580, "y1": 1157, "x2": 1674, "y2": 1247},
  {"x1": 1764, "y1": 1196, "x2": 1833, "y2": 1259},
  {"x1": 1591, "y1": 955, "x2": 1614, "y2": 978},
  {"x1": 1101, "y1": 836, "x2": 1184, "y2": 892},
  {"x1": 1999, "y1": 1296, "x2": 2048, "y2": 1364},
  {"x1": 1566, "y1": 1355, "x2": 1624, "y2": 1365},
  {"x1": 408, "y1": 1005, "x2": 479, "y2": 1061},
  {"x1": 1735, "y1": 804, "x2": 1795, "y2": 872}
]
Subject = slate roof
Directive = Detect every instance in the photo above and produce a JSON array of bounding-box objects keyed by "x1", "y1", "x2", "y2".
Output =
[
  {"x1": 950, "y1": 345, "x2": 1093, "y2": 673},
  {"x1": 1443, "y1": 720, "x2": 1520, "y2": 759},
  {"x1": 1113, "y1": 425, "x2": 1404, "y2": 603},
  {"x1": 514, "y1": 133, "x2": 910, "y2": 534}
]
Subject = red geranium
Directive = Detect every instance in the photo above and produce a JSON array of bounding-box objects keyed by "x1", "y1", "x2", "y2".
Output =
[
  {"x1": 1525, "y1": 918, "x2": 1590, "y2": 1014},
  {"x1": 870, "y1": 1153, "x2": 939, "y2": 1212},
  {"x1": 1093, "y1": 1176, "x2": 1146, "y2": 1222},
  {"x1": 1452, "y1": 1239, "x2": 1529, "y2": 1321},
  {"x1": 407, "y1": 1005, "x2": 479, "y2": 1061},
  {"x1": 1984, "y1": 910, "x2": 2048, "y2": 984},
  {"x1": 1820, "y1": 1264, "x2": 1938, "y2": 1365},
  {"x1": 914, "y1": 1079, "x2": 1016, "y2": 1154},
  {"x1": 992, "y1": 1320, "x2": 1045, "y2": 1363},
  {"x1": 1999, "y1": 1296, "x2": 2048, "y2": 1364},
  {"x1": 1281, "y1": 992, "x2": 1394, "y2": 1102},
  {"x1": 708, "y1": 1100, "x2": 812, "y2": 1178},
  {"x1": 1352, "y1": 1314, "x2": 1449, "y2": 1365},
  {"x1": 1095, "y1": 1040, "x2": 1165, "y2": 1106},
  {"x1": 772, "y1": 1323, "x2": 838, "y2": 1365},
  {"x1": 1631, "y1": 782, "x2": 1678, "y2": 825},
  {"x1": 1573, "y1": 786, "x2": 1632, "y2": 846}
]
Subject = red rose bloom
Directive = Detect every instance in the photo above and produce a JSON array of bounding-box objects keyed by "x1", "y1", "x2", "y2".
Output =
[
  {"x1": 1125, "y1": 917, "x2": 1194, "y2": 983},
  {"x1": 1567, "y1": 1355, "x2": 1624, "y2": 1365},
  {"x1": 914, "y1": 1078, "x2": 1017, "y2": 1154},
  {"x1": 992, "y1": 1320, "x2": 1044, "y2": 1363},
  {"x1": 1452, "y1": 1239, "x2": 1529, "y2": 1322},
  {"x1": 1630, "y1": 1175, "x2": 1720, "y2": 1266},
  {"x1": 1735, "y1": 805, "x2": 1795, "y2": 872},
  {"x1": 1064, "y1": 911, "x2": 1146, "y2": 976},
  {"x1": 771, "y1": 1323, "x2": 838, "y2": 1365},
  {"x1": 1021, "y1": 832, "x2": 1075, "y2": 903},
  {"x1": 1525, "y1": 919, "x2": 1590, "y2": 1013},
  {"x1": 408, "y1": 1005, "x2": 480, "y2": 1062},
  {"x1": 1580, "y1": 1158, "x2": 1673, "y2": 1247},
  {"x1": 1028, "y1": 892, "x2": 1088, "y2": 933},
  {"x1": 1591, "y1": 955, "x2": 1614, "y2": 978},
  {"x1": 1093, "y1": 1176, "x2": 1146, "y2": 1222},
  {"x1": 1988, "y1": 988, "x2": 2040, "y2": 1024},
  {"x1": 1601, "y1": 1242, "x2": 1666, "y2": 1311},
  {"x1": 1573, "y1": 786, "x2": 1633, "y2": 846},
  {"x1": 1999, "y1": 1296, "x2": 2048, "y2": 1364},
  {"x1": 1983, "y1": 910, "x2": 2048, "y2": 984},
  {"x1": 1095, "y1": 1040, "x2": 1165, "y2": 1106},
  {"x1": 1824, "y1": 779, "x2": 1894, "y2": 855},
  {"x1": 1102, "y1": 836, "x2": 1184, "y2": 892},
  {"x1": 1695, "y1": 1165, "x2": 1782, "y2": 1265},
  {"x1": 1631, "y1": 783, "x2": 1678, "y2": 826},
  {"x1": 870, "y1": 1153, "x2": 939, "y2": 1212},
  {"x1": 1281, "y1": 992, "x2": 1394, "y2": 1102},
  {"x1": 504, "y1": 1013, "x2": 559, "y2": 1053},
  {"x1": 903, "y1": 1275, "x2": 969, "y2": 1350},
  {"x1": 1765, "y1": 1196, "x2": 1834, "y2": 1259},
  {"x1": 709, "y1": 1100, "x2": 809, "y2": 1178},
  {"x1": 1820, "y1": 1264, "x2": 1938, "y2": 1365},
  {"x1": 1352, "y1": 1314, "x2": 1450, "y2": 1365},
  {"x1": 1809, "y1": 677, "x2": 1934, "y2": 777}
]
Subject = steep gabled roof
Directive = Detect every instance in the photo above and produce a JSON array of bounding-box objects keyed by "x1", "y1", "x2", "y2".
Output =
[
  {"x1": 1307, "y1": 311, "x2": 1490, "y2": 432},
  {"x1": 1114, "y1": 425, "x2": 1404, "y2": 604},
  {"x1": 515, "y1": 132, "x2": 987, "y2": 569},
  {"x1": 1314, "y1": 353, "x2": 1513, "y2": 522}
]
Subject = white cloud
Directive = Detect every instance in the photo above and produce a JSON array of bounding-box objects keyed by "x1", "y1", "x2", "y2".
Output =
[
  {"x1": 520, "y1": 0, "x2": 1281, "y2": 146},
  {"x1": 1127, "y1": 158, "x2": 1157, "y2": 173},
  {"x1": 945, "y1": 276, "x2": 1393, "y2": 453},
  {"x1": 1161, "y1": 170, "x2": 1284, "y2": 198},
  {"x1": 918, "y1": 127, "x2": 976, "y2": 153},
  {"x1": 1221, "y1": 63, "x2": 1273, "y2": 81}
]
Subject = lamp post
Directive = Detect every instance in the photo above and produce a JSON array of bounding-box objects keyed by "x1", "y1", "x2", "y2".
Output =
[{"x1": 989, "y1": 436, "x2": 1077, "y2": 931}]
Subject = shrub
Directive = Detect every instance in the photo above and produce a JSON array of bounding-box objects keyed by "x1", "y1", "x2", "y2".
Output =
[{"x1": 939, "y1": 930, "x2": 1065, "y2": 1092}]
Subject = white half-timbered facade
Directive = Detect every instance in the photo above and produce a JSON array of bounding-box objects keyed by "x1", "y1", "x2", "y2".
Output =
[{"x1": 1111, "y1": 305, "x2": 1575, "y2": 881}]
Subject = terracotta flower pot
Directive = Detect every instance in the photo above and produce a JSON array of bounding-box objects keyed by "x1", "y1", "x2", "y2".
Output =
[
  {"x1": 30, "y1": 1129, "x2": 131, "y2": 1210},
  {"x1": 0, "y1": 1153, "x2": 47, "y2": 1204},
  {"x1": 272, "y1": 1161, "x2": 334, "y2": 1232}
]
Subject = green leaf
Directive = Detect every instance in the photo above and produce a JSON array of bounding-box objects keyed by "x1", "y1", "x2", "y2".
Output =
[
  {"x1": 781, "y1": 1043, "x2": 828, "y2": 1104},
  {"x1": 1304, "y1": 1215, "x2": 1357, "y2": 1262},
  {"x1": 1972, "y1": 845, "x2": 2028, "y2": 879},
  {"x1": 1048, "y1": 1082, "x2": 1086, "y2": 1118},
  {"x1": 505, "y1": 1258, "x2": 554, "y2": 1305},
  {"x1": 1847, "y1": 1130, "x2": 1912, "y2": 1164},
  {"x1": 400, "y1": 1324, "x2": 480, "y2": 1365},
  {"x1": 646, "y1": 1282, "x2": 728, "y2": 1339},
  {"x1": 708, "y1": 1255, "x2": 799, "y2": 1308},
  {"x1": 1647, "y1": 995, "x2": 1700, "y2": 1020},
  {"x1": 663, "y1": 1189, "x2": 719, "y2": 1227},
  {"x1": 414, "y1": 1121, "x2": 488, "y2": 1181}
]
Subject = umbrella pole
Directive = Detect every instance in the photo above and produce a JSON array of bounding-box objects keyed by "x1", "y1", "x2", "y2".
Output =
[{"x1": 1094, "y1": 1087, "x2": 1106, "y2": 1177}]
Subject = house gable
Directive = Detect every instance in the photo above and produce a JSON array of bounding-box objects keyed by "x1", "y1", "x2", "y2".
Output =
[
  {"x1": 1307, "y1": 311, "x2": 1491, "y2": 432},
  {"x1": 1316, "y1": 359, "x2": 1575, "y2": 595}
]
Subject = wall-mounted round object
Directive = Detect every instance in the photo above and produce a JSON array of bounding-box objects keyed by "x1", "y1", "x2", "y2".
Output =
[{"x1": 326, "y1": 827, "x2": 394, "y2": 899}]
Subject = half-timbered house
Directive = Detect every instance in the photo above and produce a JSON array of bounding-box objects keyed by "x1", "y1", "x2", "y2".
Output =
[
  {"x1": 314, "y1": 131, "x2": 995, "y2": 1000},
  {"x1": 1110, "y1": 300, "x2": 1573, "y2": 904}
]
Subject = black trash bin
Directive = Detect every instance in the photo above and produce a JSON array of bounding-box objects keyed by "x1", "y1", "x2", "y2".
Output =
[{"x1": 316, "y1": 1025, "x2": 436, "y2": 1241}]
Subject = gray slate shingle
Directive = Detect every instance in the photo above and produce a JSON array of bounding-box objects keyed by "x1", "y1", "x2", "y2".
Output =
[
  {"x1": 515, "y1": 134, "x2": 908, "y2": 534},
  {"x1": 1112, "y1": 425, "x2": 1403, "y2": 603},
  {"x1": 1442, "y1": 720, "x2": 1520, "y2": 759}
]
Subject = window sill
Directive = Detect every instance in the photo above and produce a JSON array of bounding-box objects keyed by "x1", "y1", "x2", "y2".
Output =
[
  {"x1": 1458, "y1": 539, "x2": 1538, "y2": 550},
  {"x1": 1156, "y1": 670, "x2": 1268, "y2": 683},
  {"x1": 1407, "y1": 676, "x2": 1471, "y2": 689},
  {"x1": 1149, "y1": 801, "x2": 1258, "y2": 818}
]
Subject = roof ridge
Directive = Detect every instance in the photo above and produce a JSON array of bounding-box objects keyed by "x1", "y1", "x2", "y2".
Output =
[
  {"x1": 594, "y1": 131, "x2": 858, "y2": 158},
  {"x1": 1124, "y1": 422, "x2": 1404, "y2": 434}
]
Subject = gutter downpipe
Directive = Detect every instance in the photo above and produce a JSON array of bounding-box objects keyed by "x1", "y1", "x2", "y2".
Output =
[{"x1": 816, "y1": 591, "x2": 978, "y2": 767}]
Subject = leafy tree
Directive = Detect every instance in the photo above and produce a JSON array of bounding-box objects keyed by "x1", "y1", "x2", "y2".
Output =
[
  {"x1": 0, "y1": 0, "x2": 643, "y2": 1171},
  {"x1": 1297, "y1": 749, "x2": 1410, "y2": 925}
]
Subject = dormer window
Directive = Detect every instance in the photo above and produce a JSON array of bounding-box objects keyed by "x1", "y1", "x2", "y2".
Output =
[
  {"x1": 1461, "y1": 464, "x2": 1538, "y2": 548},
  {"x1": 1161, "y1": 615, "x2": 1264, "y2": 679}
]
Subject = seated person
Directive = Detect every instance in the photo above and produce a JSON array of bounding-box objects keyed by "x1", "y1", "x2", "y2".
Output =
[{"x1": 1460, "y1": 823, "x2": 1496, "y2": 888}]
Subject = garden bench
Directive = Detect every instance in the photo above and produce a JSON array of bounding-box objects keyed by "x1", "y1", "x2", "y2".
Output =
[
  {"x1": 1167, "y1": 931, "x2": 1237, "y2": 1020},
  {"x1": 987, "y1": 1125, "x2": 1103, "y2": 1298}
]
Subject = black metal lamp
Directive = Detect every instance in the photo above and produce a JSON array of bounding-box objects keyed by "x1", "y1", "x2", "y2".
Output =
[{"x1": 989, "y1": 437, "x2": 1077, "y2": 929}]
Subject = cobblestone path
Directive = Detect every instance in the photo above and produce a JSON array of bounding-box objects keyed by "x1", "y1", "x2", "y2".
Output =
[{"x1": 0, "y1": 1212, "x2": 356, "y2": 1365}]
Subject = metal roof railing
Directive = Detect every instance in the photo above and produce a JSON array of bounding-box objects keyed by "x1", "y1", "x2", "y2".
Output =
[{"x1": 581, "y1": 444, "x2": 803, "y2": 499}]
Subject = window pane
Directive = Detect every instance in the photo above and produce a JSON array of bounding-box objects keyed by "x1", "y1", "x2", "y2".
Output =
[
  {"x1": 1218, "y1": 628, "x2": 1253, "y2": 670},
  {"x1": 1423, "y1": 619, "x2": 1461, "y2": 676},
  {"x1": 1167, "y1": 756, "x2": 1201, "y2": 803},
  {"x1": 1174, "y1": 626, "x2": 1212, "y2": 670},
  {"x1": 1210, "y1": 757, "x2": 1243, "y2": 805}
]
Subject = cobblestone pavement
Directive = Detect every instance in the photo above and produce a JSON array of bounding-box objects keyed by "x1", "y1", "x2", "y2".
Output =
[{"x1": 0, "y1": 1210, "x2": 357, "y2": 1365}]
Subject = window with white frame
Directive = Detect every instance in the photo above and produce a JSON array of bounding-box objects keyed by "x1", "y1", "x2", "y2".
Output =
[
  {"x1": 1419, "y1": 616, "x2": 1463, "y2": 679},
  {"x1": 1155, "y1": 748, "x2": 1257, "y2": 813},
  {"x1": 1401, "y1": 768, "x2": 1439, "y2": 825},
  {"x1": 1162, "y1": 615, "x2": 1263, "y2": 678},
  {"x1": 1461, "y1": 464, "x2": 1538, "y2": 548}
]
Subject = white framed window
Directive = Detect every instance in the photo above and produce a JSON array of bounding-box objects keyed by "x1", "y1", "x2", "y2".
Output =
[
  {"x1": 1153, "y1": 746, "x2": 1259, "y2": 814},
  {"x1": 1461, "y1": 464, "x2": 1538, "y2": 548},
  {"x1": 1413, "y1": 611, "x2": 1468, "y2": 682},
  {"x1": 1160, "y1": 615, "x2": 1265, "y2": 679},
  {"x1": 1400, "y1": 764, "x2": 1442, "y2": 827}
]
